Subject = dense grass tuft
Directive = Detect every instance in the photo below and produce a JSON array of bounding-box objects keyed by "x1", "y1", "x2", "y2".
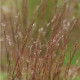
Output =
[{"x1": 1, "y1": 0, "x2": 80, "y2": 80}]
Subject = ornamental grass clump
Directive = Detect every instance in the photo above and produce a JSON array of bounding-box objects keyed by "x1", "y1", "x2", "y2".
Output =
[{"x1": 1, "y1": 0, "x2": 80, "y2": 80}]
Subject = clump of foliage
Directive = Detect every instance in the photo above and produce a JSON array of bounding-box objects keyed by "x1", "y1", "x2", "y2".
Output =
[{"x1": 1, "y1": 0, "x2": 80, "y2": 80}]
